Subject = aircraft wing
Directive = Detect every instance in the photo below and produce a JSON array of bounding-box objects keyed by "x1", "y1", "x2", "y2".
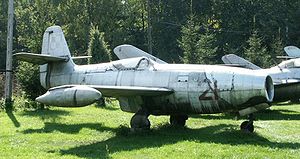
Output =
[
  {"x1": 14, "y1": 52, "x2": 68, "y2": 65},
  {"x1": 88, "y1": 85, "x2": 173, "y2": 97},
  {"x1": 222, "y1": 54, "x2": 262, "y2": 70},
  {"x1": 113, "y1": 44, "x2": 168, "y2": 64}
]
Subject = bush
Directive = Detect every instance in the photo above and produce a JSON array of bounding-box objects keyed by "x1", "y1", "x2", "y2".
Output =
[
  {"x1": 0, "y1": 93, "x2": 44, "y2": 112},
  {"x1": 15, "y1": 61, "x2": 45, "y2": 100}
]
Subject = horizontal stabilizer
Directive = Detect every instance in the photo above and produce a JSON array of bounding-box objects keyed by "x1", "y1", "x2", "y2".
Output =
[
  {"x1": 222, "y1": 54, "x2": 261, "y2": 70},
  {"x1": 276, "y1": 56, "x2": 296, "y2": 59},
  {"x1": 113, "y1": 44, "x2": 168, "y2": 64},
  {"x1": 14, "y1": 52, "x2": 68, "y2": 65},
  {"x1": 71, "y1": 56, "x2": 92, "y2": 60}
]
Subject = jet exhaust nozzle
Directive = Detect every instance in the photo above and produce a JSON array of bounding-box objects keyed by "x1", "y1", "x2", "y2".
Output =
[{"x1": 265, "y1": 75, "x2": 274, "y2": 103}]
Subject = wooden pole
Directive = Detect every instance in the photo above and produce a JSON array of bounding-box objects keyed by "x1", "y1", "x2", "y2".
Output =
[{"x1": 5, "y1": 0, "x2": 14, "y2": 108}]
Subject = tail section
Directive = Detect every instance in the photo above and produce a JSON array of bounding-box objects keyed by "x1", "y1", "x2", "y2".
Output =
[
  {"x1": 39, "y1": 26, "x2": 75, "y2": 89},
  {"x1": 41, "y1": 26, "x2": 72, "y2": 58},
  {"x1": 284, "y1": 46, "x2": 300, "y2": 58}
]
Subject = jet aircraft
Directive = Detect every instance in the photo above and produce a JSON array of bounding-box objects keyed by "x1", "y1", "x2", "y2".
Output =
[
  {"x1": 222, "y1": 47, "x2": 300, "y2": 103},
  {"x1": 14, "y1": 26, "x2": 274, "y2": 132}
]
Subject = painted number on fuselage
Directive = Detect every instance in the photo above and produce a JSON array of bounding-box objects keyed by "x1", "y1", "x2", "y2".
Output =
[{"x1": 199, "y1": 80, "x2": 219, "y2": 101}]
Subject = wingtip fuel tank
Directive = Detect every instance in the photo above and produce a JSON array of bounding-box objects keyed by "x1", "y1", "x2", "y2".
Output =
[{"x1": 36, "y1": 85, "x2": 102, "y2": 107}]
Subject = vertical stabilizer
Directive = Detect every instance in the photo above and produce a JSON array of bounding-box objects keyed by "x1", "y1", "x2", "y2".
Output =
[{"x1": 40, "y1": 26, "x2": 75, "y2": 89}]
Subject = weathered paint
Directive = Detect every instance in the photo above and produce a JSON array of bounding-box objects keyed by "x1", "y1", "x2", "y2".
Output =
[
  {"x1": 223, "y1": 53, "x2": 300, "y2": 103},
  {"x1": 34, "y1": 26, "x2": 274, "y2": 116}
]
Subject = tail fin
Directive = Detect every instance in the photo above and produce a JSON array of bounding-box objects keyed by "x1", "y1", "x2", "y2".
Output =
[
  {"x1": 40, "y1": 26, "x2": 75, "y2": 89},
  {"x1": 41, "y1": 26, "x2": 73, "y2": 58},
  {"x1": 222, "y1": 54, "x2": 262, "y2": 70},
  {"x1": 284, "y1": 46, "x2": 300, "y2": 58}
]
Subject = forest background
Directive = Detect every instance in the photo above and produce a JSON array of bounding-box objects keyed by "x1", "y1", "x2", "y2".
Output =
[{"x1": 1, "y1": 0, "x2": 300, "y2": 102}]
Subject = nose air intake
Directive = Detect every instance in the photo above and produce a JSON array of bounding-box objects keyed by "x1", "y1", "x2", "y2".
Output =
[{"x1": 265, "y1": 75, "x2": 274, "y2": 102}]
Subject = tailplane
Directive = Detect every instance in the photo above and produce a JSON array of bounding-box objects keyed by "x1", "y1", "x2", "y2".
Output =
[{"x1": 14, "y1": 26, "x2": 75, "y2": 89}]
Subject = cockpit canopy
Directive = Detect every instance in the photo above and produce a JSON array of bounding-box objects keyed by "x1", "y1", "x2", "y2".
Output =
[
  {"x1": 278, "y1": 59, "x2": 300, "y2": 68},
  {"x1": 111, "y1": 57, "x2": 153, "y2": 70}
]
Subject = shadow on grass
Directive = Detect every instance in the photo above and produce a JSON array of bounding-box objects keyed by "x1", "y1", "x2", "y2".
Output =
[
  {"x1": 190, "y1": 108, "x2": 300, "y2": 121},
  {"x1": 57, "y1": 124, "x2": 300, "y2": 158},
  {"x1": 255, "y1": 109, "x2": 300, "y2": 120},
  {"x1": 21, "y1": 108, "x2": 70, "y2": 121},
  {"x1": 22, "y1": 122, "x2": 113, "y2": 134}
]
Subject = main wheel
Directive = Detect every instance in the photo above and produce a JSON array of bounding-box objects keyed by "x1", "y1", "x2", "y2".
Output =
[
  {"x1": 240, "y1": 121, "x2": 254, "y2": 133},
  {"x1": 130, "y1": 113, "x2": 150, "y2": 131},
  {"x1": 170, "y1": 115, "x2": 188, "y2": 127}
]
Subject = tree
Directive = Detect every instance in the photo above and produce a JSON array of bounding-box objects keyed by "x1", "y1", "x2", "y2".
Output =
[
  {"x1": 87, "y1": 25, "x2": 111, "y2": 64},
  {"x1": 0, "y1": 0, "x2": 7, "y2": 70},
  {"x1": 195, "y1": 31, "x2": 218, "y2": 64},
  {"x1": 179, "y1": 15, "x2": 218, "y2": 64},
  {"x1": 151, "y1": 0, "x2": 189, "y2": 63},
  {"x1": 179, "y1": 15, "x2": 200, "y2": 64},
  {"x1": 14, "y1": 0, "x2": 54, "y2": 101},
  {"x1": 244, "y1": 30, "x2": 270, "y2": 68},
  {"x1": 270, "y1": 35, "x2": 284, "y2": 65}
]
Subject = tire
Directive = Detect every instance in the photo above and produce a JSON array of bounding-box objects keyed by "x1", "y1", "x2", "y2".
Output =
[
  {"x1": 240, "y1": 121, "x2": 254, "y2": 133},
  {"x1": 170, "y1": 115, "x2": 188, "y2": 127}
]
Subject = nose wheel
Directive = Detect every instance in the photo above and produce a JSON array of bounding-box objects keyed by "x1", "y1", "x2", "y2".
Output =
[{"x1": 240, "y1": 114, "x2": 254, "y2": 133}]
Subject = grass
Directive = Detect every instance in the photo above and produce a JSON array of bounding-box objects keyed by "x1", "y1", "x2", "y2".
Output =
[{"x1": 0, "y1": 103, "x2": 300, "y2": 159}]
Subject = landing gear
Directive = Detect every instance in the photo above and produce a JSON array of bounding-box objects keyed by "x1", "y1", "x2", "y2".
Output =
[
  {"x1": 170, "y1": 114, "x2": 188, "y2": 127},
  {"x1": 130, "y1": 109, "x2": 150, "y2": 132},
  {"x1": 240, "y1": 114, "x2": 254, "y2": 133}
]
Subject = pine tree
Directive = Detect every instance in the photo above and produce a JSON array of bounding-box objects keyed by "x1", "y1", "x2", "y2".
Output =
[
  {"x1": 179, "y1": 15, "x2": 201, "y2": 64},
  {"x1": 179, "y1": 15, "x2": 218, "y2": 64},
  {"x1": 270, "y1": 35, "x2": 284, "y2": 65},
  {"x1": 196, "y1": 31, "x2": 218, "y2": 64},
  {"x1": 244, "y1": 30, "x2": 270, "y2": 68},
  {"x1": 87, "y1": 25, "x2": 111, "y2": 64}
]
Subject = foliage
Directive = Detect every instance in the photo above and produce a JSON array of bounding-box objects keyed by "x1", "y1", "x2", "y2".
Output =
[
  {"x1": 179, "y1": 15, "x2": 201, "y2": 64},
  {"x1": 2, "y1": 0, "x2": 300, "y2": 105},
  {"x1": 244, "y1": 30, "x2": 271, "y2": 68},
  {"x1": 270, "y1": 35, "x2": 284, "y2": 65},
  {"x1": 195, "y1": 31, "x2": 218, "y2": 64},
  {"x1": 87, "y1": 25, "x2": 111, "y2": 64},
  {"x1": 179, "y1": 15, "x2": 218, "y2": 64},
  {"x1": 15, "y1": 0, "x2": 55, "y2": 53},
  {"x1": 0, "y1": 0, "x2": 7, "y2": 70},
  {"x1": 15, "y1": 61, "x2": 45, "y2": 100}
]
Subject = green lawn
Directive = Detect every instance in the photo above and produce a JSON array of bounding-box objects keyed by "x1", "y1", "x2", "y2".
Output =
[{"x1": 1, "y1": 103, "x2": 300, "y2": 159}]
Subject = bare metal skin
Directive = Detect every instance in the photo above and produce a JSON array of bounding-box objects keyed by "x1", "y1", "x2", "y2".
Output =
[
  {"x1": 15, "y1": 26, "x2": 274, "y2": 132},
  {"x1": 222, "y1": 53, "x2": 300, "y2": 102}
]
